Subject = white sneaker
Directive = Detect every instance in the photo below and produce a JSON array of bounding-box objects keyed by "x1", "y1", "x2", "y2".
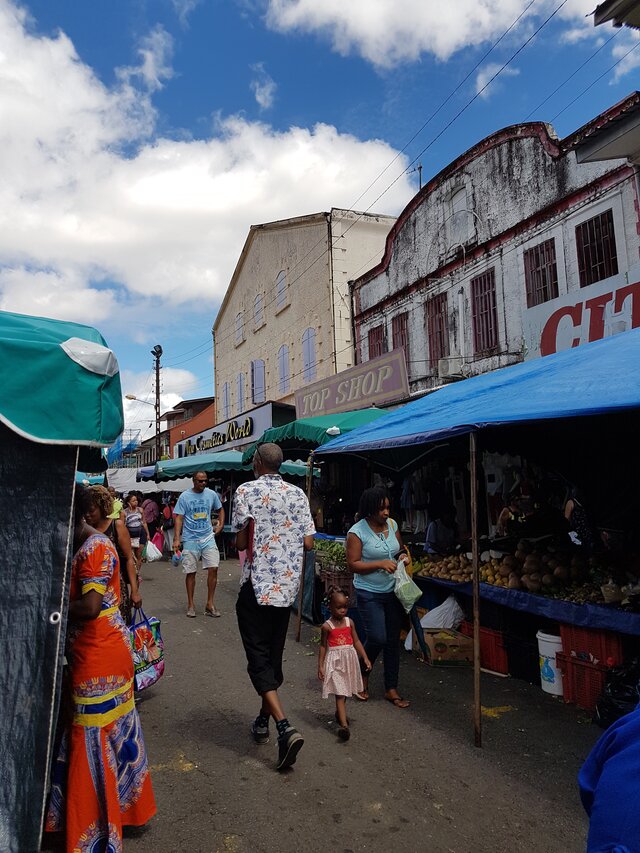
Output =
[{"x1": 186, "y1": 607, "x2": 196, "y2": 618}]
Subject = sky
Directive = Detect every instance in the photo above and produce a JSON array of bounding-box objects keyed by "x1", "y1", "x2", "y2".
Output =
[{"x1": 0, "y1": 0, "x2": 638, "y2": 439}]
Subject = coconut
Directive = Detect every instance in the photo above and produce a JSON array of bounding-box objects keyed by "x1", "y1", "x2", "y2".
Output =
[
  {"x1": 528, "y1": 579, "x2": 542, "y2": 593},
  {"x1": 514, "y1": 550, "x2": 527, "y2": 563},
  {"x1": 553, "y1": 566, "x2": 569, "y2": 583},
  {"x1": 541, "y1": 554, "x2": 551, "y2": 565},
  {"x1": 508, "y1": 576, "x2": 521, "y2": 590},
  {"x1": 547, "y1": 558, "x2": 558, "y2": 571},
  {"x1": 502, "y1": 555, "x2": 517, "y2": 569},
  {"x1": 529, "y1": 572, "x2": 541, "y2": 582},
  {"x1": 541, "y1": 573, "x2": 554, "y2": 587},
  {"x1": 498, "y1": 563, "x2": 511, "y2": 578}
]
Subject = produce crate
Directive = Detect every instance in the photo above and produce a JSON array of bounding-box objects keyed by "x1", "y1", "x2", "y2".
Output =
[
  {"x1": 556, "y1": 652, "x2": 609, "y2": 711},
  {"x1": 559, "y1": 625, "x2": 623, "y2": 666},
  {"x1": 319, "y1": 568, "x2": 355, "y2": 601},
  {"x1": 460, "y1": 621, "x2": 509, "y2": 674}
]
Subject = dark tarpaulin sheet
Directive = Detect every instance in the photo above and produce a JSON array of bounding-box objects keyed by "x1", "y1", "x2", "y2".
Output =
[
  {"x1": 316, "y1": 329, "x2": 640, "y2": 465},
  {"x1": 0, "y1": 425, "x2": 74, "y2": 852},
  {"x1": 414, "y1": 576, "x2": 640, "y2": 636}
]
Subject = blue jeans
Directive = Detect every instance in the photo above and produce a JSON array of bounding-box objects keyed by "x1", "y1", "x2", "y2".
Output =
[
  {"x1": 410, "y1": 605, "x2": 430, "y2": 658},
  {"x1": 355, "y1": 588, "x2": 404, "y2": 691}
]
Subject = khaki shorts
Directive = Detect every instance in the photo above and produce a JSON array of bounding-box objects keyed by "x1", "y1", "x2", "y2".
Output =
[{"x1": 181, "y1": 541, "x2": 220, "y2": 573}]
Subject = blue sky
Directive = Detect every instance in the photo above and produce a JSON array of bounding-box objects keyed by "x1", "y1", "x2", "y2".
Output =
[{"x1": 0, "y1": 0, "x2": 638, "y2": 436}]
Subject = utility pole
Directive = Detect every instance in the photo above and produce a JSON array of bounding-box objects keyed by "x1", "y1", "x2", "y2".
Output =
[{"x1": 151, "y1": 344, "x2": 163, "y2": 462}]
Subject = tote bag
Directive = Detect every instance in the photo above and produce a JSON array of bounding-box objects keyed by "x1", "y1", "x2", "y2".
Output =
[{"x1": 130, "y1": 608, "x2": 165, "y2": 691}]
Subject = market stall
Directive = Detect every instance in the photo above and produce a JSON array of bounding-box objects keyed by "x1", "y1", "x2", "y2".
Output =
[
  {"x1": 316, "y1": 329, "x2": 640, "y2": 745},
  {"x1": 0, "y1": 310, "x2": 123, "y2": 852},
  {"x1": 143, "y1": 449, "x2": 311, "y2": 481}
]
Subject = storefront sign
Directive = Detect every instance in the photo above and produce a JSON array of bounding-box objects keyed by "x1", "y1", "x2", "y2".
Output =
[
  {"x1": 524, "y1": 268, "x2": 640, "y2": 359},
  {"x1": 295, "y1": 349, "x2": 409, "y2": 417},
  {"x1": 174, "y1": 406, "x2": 271, "y2": 457}
]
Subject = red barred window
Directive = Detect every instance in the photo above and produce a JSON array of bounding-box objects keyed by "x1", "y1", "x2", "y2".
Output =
[
  {"x1": 391, "y1": 312, "x2": 409, "y2": 368},
  {"x1": 471, "y1": 268, "x2": 498, "y2": 354},
  {"x1": 367, "y1": 324, "x2": 386, "y2": 359},
  {"x1": 576, "y1": 209, "x2": 618, "y2": 288},
  {"x1": 426, "y1": 294, "x2": 449, "y2": 366},
  {"x1": 523, "y1": 239, "x2": 559, "y2": 308}
]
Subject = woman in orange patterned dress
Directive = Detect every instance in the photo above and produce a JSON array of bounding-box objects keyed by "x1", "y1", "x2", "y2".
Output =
[{"x1": 45, "y1": 487, "x2": 156, "y2": 851}]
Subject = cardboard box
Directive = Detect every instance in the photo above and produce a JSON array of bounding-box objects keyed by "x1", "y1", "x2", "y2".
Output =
[{"x1": 419, "y1": 628, "x2": 473, "y2": 666}]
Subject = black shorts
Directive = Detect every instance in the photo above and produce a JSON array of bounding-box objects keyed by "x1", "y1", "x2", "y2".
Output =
[{"x1": 235, "y1": 581, "x2": 291, "y2": 695}]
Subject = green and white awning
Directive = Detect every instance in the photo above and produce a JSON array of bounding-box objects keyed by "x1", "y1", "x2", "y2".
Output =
[{"x1": 0, "y1": 310, "x2": 124, "y2": 446}]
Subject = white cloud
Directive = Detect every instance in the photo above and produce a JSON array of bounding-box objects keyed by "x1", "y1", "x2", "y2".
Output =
[
  {"x1": 171, "y1": 0, "x2": 201, "y2": 28},
  {"x1": 250, "y1": 61, "x2": 277, "y2": 109},
  {"x1": 265, "y1": 0, "x2": 598, "y2": 68},
  {"x1": 116, "y1": 25, "x2": 174, "y2": 92},
  {"x1": 475, "y1": 63, "x2": 520, "y2": 99},
  {"x1": 611, "y1": 31, "x2": 640, "y2": 82},
  {"x1": 0, "y1": 0, "x2": 413, "y2": 330},
  {"x1": 121, "y1": 367, "x2": 199, "y2": 436}
]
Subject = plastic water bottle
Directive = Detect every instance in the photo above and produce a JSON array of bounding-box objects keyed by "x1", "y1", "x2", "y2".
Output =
[{"x1": 172, "y1": 550, "x2": 182, "y2": 567}]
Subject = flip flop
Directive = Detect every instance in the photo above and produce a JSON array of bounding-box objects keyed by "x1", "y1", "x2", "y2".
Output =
[
  {"x1": 353, "y1": 691, "x2": 368, "y2": 702},
  {"x1": 385, "y1": 694, "x2": 410, "y2": 709}
]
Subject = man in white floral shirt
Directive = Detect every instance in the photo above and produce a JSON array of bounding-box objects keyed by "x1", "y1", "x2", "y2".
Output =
[{"x1": 233, "y1": 443, "x2": 315, "y2": 772}]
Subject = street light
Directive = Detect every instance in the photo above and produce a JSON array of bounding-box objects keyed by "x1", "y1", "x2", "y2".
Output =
[{"x1": 125, "y1": 394, "x2": 154, "y2": 405}]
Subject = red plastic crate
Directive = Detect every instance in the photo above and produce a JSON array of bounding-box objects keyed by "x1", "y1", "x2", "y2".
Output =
[
  {"x1": 556, "y1": 652, "x2": 608, "y2": 711},
  {"x1": 559, "y1": 624, "x2": 623, "y2": 666},
  {"x1": 460, "y1": 621, "x2": 509, "y2": 674}
]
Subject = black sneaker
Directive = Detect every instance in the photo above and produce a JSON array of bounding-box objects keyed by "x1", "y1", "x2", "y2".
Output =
[
  {"x1": 276, "y1": 728, "x2": 304, "y2": 771},
  {"x1": 251, "y1": 716, "x2": 270, "y2": 745}
]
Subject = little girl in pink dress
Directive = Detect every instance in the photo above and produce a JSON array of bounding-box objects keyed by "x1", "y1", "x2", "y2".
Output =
[{"x1": 318, "y1": 587, "x2": 371, "y2": 740}]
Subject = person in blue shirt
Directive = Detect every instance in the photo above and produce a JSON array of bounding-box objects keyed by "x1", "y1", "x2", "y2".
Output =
[
  {"x1": 579, "y1": 706, "x2": 640, "y2": 851},
  {"x1": 173, "y1": 472, "x2": 224, "y2": 618}
]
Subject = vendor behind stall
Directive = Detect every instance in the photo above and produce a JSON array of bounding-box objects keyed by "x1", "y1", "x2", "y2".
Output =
[{"x1": 424, "y1": 507, "x2": 458, "y2": 556}]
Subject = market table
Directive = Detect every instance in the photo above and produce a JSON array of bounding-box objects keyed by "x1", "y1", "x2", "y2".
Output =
[{"x1": 414, "y1": 575, "x2": 640, "y2": 636}]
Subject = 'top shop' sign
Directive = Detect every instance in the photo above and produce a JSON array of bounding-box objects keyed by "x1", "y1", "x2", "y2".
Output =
[
  {"x1": 524, "y1": 269, "x2": 640, "y2": 359},
  {"x1": 294, "y1": 349, "x2": 409, "y2": 417}
]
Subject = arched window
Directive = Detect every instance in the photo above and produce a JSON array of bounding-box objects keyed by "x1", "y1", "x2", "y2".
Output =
[
  {"x1": 254, "y1": 293, "x2": 264, "y2": 329},
  {"x1": 251, "y1": 359, "x2": 265, "y2": 404},
  {"x1": 302, "y1": 327, "x2": 317, "y2": 382},
  {"x1": 236, "y1": 372, "x2": 245, "y2": 413},
  {"x1": 278, "y1": 344, "x2": 290, "y2": 395},
  {"x1": 235, "y1": 312, "x2": 244, "y2": 345},
  {"x1": 275, "y1": 270, "x2": 287, "y2": 311},
  {"x1": 221, "y1": 382, "x2": 231, "y2": 420}
]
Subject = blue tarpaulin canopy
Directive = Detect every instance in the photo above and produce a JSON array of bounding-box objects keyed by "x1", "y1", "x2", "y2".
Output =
[{"x1": 316, "y1": 330, "x2": 640, "y2": 467}]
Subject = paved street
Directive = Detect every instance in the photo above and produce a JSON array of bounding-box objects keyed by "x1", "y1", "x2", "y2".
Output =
[{"x1": 128, "y1": 559, "x2": 598, "y2": 853}]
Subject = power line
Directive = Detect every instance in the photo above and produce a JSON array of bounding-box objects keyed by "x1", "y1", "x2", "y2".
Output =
[
  {"x1": 164, "y1": 1, "x2": 550, "y2": 366},
  {"x1": 523, "y1": 30, "x2": 620, "y2": 121}
]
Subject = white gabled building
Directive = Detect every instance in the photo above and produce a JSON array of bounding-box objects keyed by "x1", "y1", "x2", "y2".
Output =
[{"x1": 352, "y1": 93, "x2": 640, "y2": 392}]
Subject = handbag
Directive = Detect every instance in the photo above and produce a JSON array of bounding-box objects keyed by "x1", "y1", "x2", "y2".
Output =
[
  {"x1": 151, "y1": 530, "x2": 165, "y2": 552},
  {"x1": 130, "y1": 608, "x2": 165, "y2": 691},
  {"x1": 143, "y1": 540, "x2": 163, "y2": 562},
  {"x1": 394, "y1": 560, "x2": 422, "y2": 613}
]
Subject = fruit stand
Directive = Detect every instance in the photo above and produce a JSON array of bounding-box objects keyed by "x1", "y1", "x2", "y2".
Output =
[{"x1": 315, "y1": 331, "x2": 640, "y2": 744}]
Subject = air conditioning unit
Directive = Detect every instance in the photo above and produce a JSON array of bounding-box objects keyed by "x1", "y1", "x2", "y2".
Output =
[{"x1": 438, "y1": 356, "x2": 463, "y2": 379}]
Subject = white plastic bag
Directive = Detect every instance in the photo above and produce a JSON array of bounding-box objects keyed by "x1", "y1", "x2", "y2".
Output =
[
  {"x1": 144, "y1": 540, "x2": 163, "y2": 562},
  {"x1": 404, "y1": 595, "x2": 465, "y2": 650},
  {"x1": 394, "y1": 561, "x2": 422, "y2": 613}
]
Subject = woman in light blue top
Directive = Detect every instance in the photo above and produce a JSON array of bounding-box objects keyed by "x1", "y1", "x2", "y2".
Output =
[{"x1": 346, "y1": 487, "x2": 411, "y2": 708}]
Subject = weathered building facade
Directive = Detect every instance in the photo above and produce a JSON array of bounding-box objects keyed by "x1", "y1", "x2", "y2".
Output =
[
  {"x1": 352, "y1": 94, "x2": 640, "y2": 392},
  {"x1": 213, "y1": 208, "x2": 395, "y2": 420}
]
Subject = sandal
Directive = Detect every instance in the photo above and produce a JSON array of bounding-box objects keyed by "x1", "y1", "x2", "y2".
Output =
[
  {"x1": 385, "y1": 693, "x2": 410, "y2": 709},
  {"x1": 353, "y1": 691, "x2": 368, "y2": 702}
]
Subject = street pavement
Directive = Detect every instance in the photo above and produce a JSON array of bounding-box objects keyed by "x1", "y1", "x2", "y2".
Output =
[{"x1": 127, "y1": 559, "x2": 598, "y2": 853}]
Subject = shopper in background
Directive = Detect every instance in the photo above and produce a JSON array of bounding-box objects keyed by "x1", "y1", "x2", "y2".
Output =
[
  {"x1": 107, "y1": 485, "x2": 123, "y2": 520},
  {"x1": 85, "y1": 485, "x2": 142, "y2": 624},
  {"x1": 142, "y1": 495, "x2": 161, "y2": 537},
  {"x1": 123, "y1": 492, "x2": 149, "y2": 571},
  {"x1": 45, "y1": 486, "x2": 156, "y2": 850},
  {"x1": 173, "y1": 473, "x2": 224, "y2": 618},
  {"x1": 346, "y1": 487, "x2": 411, "y2": 708},
  {"x1": 579, "y1": 706, "x2": 640, "y2": 850}
]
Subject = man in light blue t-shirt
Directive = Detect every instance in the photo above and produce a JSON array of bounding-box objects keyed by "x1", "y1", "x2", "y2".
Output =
[{"x1": 173, "y1": 471, "x2": 224, "y2": 618}]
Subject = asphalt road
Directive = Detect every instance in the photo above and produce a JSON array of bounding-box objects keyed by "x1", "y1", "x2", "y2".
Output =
[{"x1": 127, "y1": 559, "x2": 598, "y2": 853}]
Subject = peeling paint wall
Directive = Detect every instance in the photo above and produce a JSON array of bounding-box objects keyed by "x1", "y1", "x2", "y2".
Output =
[{"x1": 354, "y1": 124, "x2": 639, "y2": 392}]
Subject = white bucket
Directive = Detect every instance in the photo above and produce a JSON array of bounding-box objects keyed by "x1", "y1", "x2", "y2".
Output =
[{"x1": 536, "y1": 631, "x2": 563, "y2": 696}]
